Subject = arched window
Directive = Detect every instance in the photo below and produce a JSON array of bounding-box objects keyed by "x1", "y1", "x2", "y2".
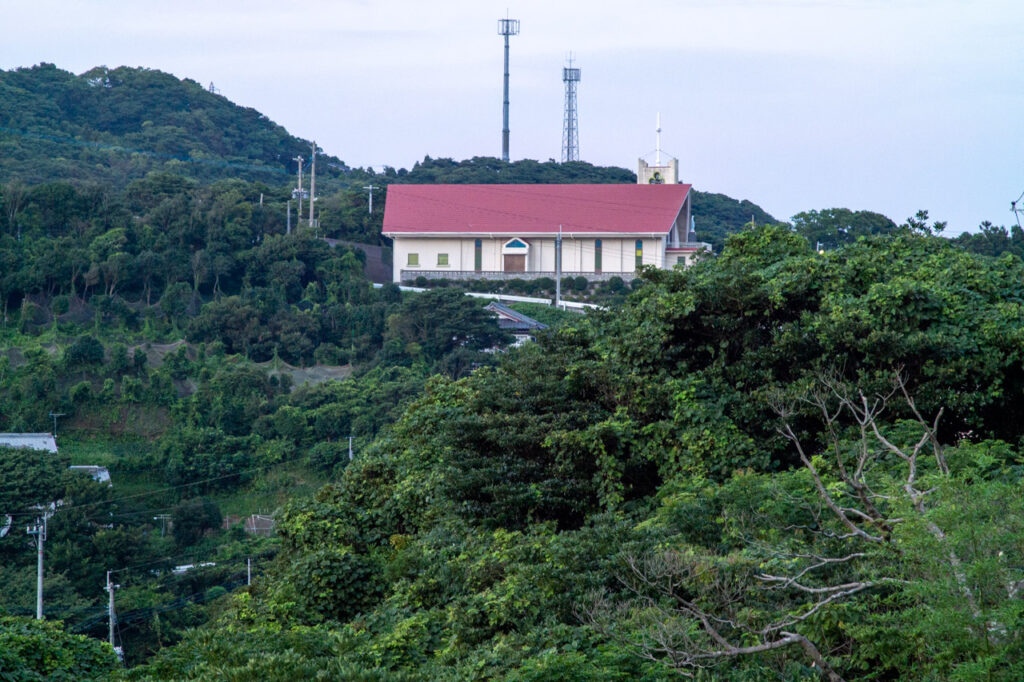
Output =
[
  {"x1": 474, "y1": 238, "x2": 482, "y2": 272},
  {"x1": 594, "y1": 239, "x2": 602, "y2": 273},
  {"x1": 635, "y1": 239, "x2": 643, "y2": 269}
]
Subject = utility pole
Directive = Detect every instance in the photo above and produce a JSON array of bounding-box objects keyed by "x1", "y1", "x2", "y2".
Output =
[
  {"x1": 348, "y1": 435, "x2": 354, "y2": 461},
  {"x1": 555, "y1": 224, "x2": 563, "y2": 308},
  {"x1": 26, "y1": 511, "x2": 52, "y2": 619},
  {"x1": 153, "y1": 514, "x2": 170, "y2": 537},
  {"x1": 105, "y1": 571, "x2": 119, "y2": 648},
  {"x1": 308, "y1": 141, "x2": 317, "y2": 229},
  {"x1": 247, "y1": 557, "x2": 252, "y2": 586},
  {"x1": 293, "y1": 155, "x2": 305, "y2": 221},
  {"x1": 363, "y1": 185, "x2": 378, "y2": 214},
  {"x1": 48, "y1": 412, "x2": 65, "y2": 437}
]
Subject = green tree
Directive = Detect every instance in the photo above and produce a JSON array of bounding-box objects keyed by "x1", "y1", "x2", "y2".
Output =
[
  {"x1": 0, "y1": 616, "x2": 118, "y2": 680},
  {"x1": 382, "y1": 288, "x2": 511, "y2": 366},
  {"x1": 791, "y1": 207, "x2": 896, "y2": 248},
  {"x1": 171, "y1": 498, "x2": 223, "y2": 546}
]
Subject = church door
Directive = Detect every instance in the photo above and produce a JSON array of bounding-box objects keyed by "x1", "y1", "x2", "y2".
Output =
[{"x1": 503, "y1": 254, "x2": 526, "y2": 272}]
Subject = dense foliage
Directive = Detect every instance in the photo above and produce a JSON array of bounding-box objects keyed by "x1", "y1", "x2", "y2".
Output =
[
  {"x1": 4, "y1": 60, "x2": 1021, "y2": 679},
  {"x1": 0, "y1": 64, "x2": 345, "y2": 187},
  {"x1": 951, "y1": 220, "x2": 1024, "y2": 259},
  {"x1": 0, "y1": 616, "x2": 119, "y2": 680},
  {"x1": 690, "y1": 190, "x2": 778, "y2": 250},
  {"x1": 0, "y1": 64, "x2": 777, "y2": 258},
  {"x1": 125, "y1": 227, "x2": 1024, "y2": 680}
]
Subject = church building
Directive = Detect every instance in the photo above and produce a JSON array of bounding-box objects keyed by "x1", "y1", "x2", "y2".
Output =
[{"x1": 382, "y1": 130, "x2": 709, "y2": 284}]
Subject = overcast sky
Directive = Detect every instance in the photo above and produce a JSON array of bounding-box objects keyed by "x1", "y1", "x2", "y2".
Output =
[{"x1": 3, "y1": 0, "x2": 1022, "y2": 232}]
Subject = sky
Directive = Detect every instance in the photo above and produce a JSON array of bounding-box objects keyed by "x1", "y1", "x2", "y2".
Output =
[{"x1": 2, "y1": 0, "x2": 1022, "y2": 233}]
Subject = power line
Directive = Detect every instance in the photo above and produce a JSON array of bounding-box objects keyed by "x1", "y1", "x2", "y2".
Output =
[
  {"x1": 69, "y1": 562, "x2": 265, "y2": 635},
  {"x1": 52, "y1": 446, "x2": 343, "y2": 516},
  {"x1": 111, "y1": 546, "x2": 277, "y2": 579}
]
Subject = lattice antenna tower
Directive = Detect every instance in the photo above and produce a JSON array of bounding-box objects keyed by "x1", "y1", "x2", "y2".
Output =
[
  {"x1": 498, "y1": 15, "x2": 520, "y2": 162},
  {"x1": 561, "y1": 54, "x2": 581, "y2": 163}
]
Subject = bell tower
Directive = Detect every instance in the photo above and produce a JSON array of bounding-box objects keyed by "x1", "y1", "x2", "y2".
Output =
[{"x1": 637, "y1": 113, "x2": 679, "y2": 184}]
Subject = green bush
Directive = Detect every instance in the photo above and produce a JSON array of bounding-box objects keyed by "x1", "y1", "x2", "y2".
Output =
[
  {"x1": 51, "y1": 294, "x2": 70, "y2": 315},
  {"x1": 308, "y1": 441, "x2": 350, "y2": 471},
  {"x1": 314, "y1": 343, "x2": 349, "y2": 366},
  {"x1": 64, "y1": 335, "x2": 105, "y2": 368},
  {"x1": 69, "y1": 380, "x2": 92, "y2": 403},
  {"x1": 0, "y1": 616, "x2": 119, "y2": 680},
  {"x1": 171, "y1": 498, "x2": 223, "y2": 547}
]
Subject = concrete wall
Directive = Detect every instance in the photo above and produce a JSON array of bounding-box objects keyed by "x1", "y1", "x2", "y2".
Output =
[
  {"x1": 637, "y1": 157, "x2": 679, "y2": 185},
  {"x1": 391, "y1": 236, "x2": 669, "y2": 282}
]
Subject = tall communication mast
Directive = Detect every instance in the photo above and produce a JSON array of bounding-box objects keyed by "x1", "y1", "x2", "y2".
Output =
[
  {"x1": 497, "y1": 16, "x2": 520, "y2": 162},
  {"x1": 561, "y1": 54, "x2": 581, "y2": 163}
]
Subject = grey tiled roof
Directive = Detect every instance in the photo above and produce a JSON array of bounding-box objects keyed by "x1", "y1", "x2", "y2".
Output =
[{"x1": 485, "y1": 302, "x2": 549, "y2": 332}]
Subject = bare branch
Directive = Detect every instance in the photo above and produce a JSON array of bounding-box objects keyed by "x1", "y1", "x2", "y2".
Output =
[{"x1": 777, "y1": 421, "x2": 887, "y2": 544}]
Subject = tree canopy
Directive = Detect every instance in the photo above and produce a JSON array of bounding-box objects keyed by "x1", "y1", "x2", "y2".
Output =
[{"x1": 126, "y1": 227, "x2": 1024, "y2": 680}]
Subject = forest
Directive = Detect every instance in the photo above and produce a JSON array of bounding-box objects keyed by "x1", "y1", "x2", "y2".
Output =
[{"x1": 1, "y1": 62, "x2": 1023, "y2": 680}]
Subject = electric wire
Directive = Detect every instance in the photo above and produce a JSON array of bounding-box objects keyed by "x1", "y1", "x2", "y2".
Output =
[
  {"x1": 69, "y1": 561, "x2": 267, "y2": 634},
  {"x1": 48, "y1": 441, "x2": 353, "y2": 516}
]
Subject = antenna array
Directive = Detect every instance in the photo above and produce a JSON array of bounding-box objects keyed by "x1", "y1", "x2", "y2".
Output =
[
  {"x1": 497, "y1": 17, "x2": 520, "y2": 162},
  {"x1": 561, "y1": 55, "x2": 581, "y2": 163}
]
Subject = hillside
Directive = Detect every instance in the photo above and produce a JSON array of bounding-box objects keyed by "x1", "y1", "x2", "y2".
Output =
[
  {"x1": 2, "y1": 61, "x2": 1023, "y2": 681},
  {"x1": 0, "y1": 64, "x2": 777, "y2": 248},
  {"x1": 0, "y1": 63, "x2": 348, "y2": 187},
  {"x1": 122, "y1": 227, "x2": 1024, "y2": 680}
]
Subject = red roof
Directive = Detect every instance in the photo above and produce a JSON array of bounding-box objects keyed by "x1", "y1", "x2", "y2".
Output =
[{"x1": 382, "y1": 183, "x2": 691, "y2": 236}]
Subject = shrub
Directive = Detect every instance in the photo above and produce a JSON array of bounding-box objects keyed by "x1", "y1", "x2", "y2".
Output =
[
  {"x1": 314, "y1": 343, "x2": 349, "y2": 366},
  {"x1": 171, "y1": 498, "x2": 223, "y2": 546},
  {"x1": 51, "y1": 294, "x2": 70, "y2": 316},
  {"x1": 308, "y1": 441, "x2": 350, "y2": 471},
  {"x1": 69, "y1": 381, "x2": 92, "y2": 403},
  {"x1": 64, "y1": 335, "x2": 105, "y2": 368}
]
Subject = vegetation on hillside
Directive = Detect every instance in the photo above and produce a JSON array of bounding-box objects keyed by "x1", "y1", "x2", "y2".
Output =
[
  {"x1": 122, "y1": 225, "x2": 1024, "y2": 680},
  {"x1": 3, "y1": 61, "x2": 1023, "y2": 680},
  {"x1": 0, "y1": 167, "x2": 517, "y2": 665},
  {"x1": 0, "y1": 64, "x2": 779, "y2": 251}
]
